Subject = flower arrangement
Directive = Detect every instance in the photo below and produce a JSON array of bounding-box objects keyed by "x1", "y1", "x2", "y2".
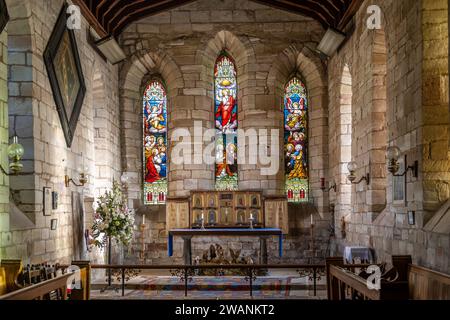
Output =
[{"x1": 91, "y1": 181, "x2": 135, "y2": 248}]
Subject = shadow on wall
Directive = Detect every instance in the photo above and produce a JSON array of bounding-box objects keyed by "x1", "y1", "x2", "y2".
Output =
[{"x1": 287, "y1": 202, "x2": 319, "y2": 235}]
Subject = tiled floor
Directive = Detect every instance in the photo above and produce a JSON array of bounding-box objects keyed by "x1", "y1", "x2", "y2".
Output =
[{"x1": 90, "y1": 269, "x2": 327, "y2": 300}]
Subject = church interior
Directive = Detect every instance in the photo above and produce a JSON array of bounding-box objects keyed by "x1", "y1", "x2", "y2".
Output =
[{"x1": 0, "y1": 0, "x2": 449, "y2": 301}]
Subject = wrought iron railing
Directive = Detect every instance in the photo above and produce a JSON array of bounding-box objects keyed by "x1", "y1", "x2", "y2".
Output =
[
  {"x1": 55, "y1": 262, "x2": 376, "y2": 298},
  {"x1": 60, "y1": 263, "x2": 331, "y2": 297}
]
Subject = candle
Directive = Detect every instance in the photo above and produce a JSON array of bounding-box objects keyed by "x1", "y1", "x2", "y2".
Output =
[
  {"x1": 201, "y1": 213, "x2": 204, "y2": 220},
  {"x1": 142, "y1": 214, "x2": 146, "y2": 225},
  {"x1": 310, "y1": 214, "x2": 313, "y2": 225},
  {"x1": 250, "y1": 213, "x2": 253, "y2": 220}
]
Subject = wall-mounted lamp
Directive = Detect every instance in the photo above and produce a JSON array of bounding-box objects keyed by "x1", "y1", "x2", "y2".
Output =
[
  {"x1": 65, "y1": 153, "x2": 88, "y2": 187},
  {"x1": 0, "y1": 135, "x2": 26, "y2": 176},
  {"x1": 347, "y1": 161, "x2": 370, "y2": 185},
  {"x1": 386, "y1": 146, "x2": 418, "y2": 178},
  {"x1": 65, "y1": 172, "x2": 88, "y2": 187}
]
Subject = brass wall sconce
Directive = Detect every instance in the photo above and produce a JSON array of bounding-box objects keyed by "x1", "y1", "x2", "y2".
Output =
[
  {"x1": 65, "y1": 172, "x2": 88, "y2": 187},
  {"x1": 347, "y1": 161, "x2": 370, "y2": 185},
  {"x1": 64, "y1": 153, "x2": 88, "y2": 187},
  {"x1": 386, "y1": 146, "x2": 418, "y2": 178},
  {"x1": 0, "y1": 135, "x2": 31, "y2": 176}
]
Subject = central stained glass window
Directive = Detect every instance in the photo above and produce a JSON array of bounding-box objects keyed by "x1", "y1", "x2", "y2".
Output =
[
  {"x1": 143, "y1": 80, "x2": 167, "y2": 204},
  {"x1": 284, "y1": 77, "x2": 309, "y2": 202},
  {"x1": 214, "y1": 53, "x2": 238, "y2": 191}
]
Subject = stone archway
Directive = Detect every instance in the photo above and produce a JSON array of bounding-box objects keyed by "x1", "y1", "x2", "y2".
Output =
[
  {"x1": 266, "y1": 45, "x2": 329, "y2": 216},
  {"x1": 120, "y1": 49, "x2": 184, "y2": 202},
  {"x1": 195, "y1": 30, "x2": 260, "y2": 191},
  {"x1": 338, "y1": 64, "x2": 353, "y2": 219}
]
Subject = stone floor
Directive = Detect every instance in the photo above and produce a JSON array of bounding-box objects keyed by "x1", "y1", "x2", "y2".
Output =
[{"x1": 90, "y1": 269, "x2": 327, "y2": 300}]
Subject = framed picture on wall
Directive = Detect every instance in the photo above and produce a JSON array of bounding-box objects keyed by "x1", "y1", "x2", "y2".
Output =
[
  {"x1": 0, "y1": 0, "x2": 9, "y2": 34},
  {"x1": 393, "y1": 158, "x2": 406, "y2": 205},
  {"x1": 43, "y1": 187, "x2": 52, "y2": 216},
  {"x1": 51, "y1": 219, "x2": 58, "y2": 230},
  {"x1": 43, "y1": 3, "x2": 86, "y2": 148}
]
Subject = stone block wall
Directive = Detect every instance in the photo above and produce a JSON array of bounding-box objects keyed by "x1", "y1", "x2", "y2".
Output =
[
  {"x1": 0, "y1": 29, "x2": 9, "y2": 260},
  {"x1": 118, "y1": 0, "x2": 332, "y2": 264},
  {"x1": 0, "y1": 0, "x2": 121, "y2": 264},
  {"x1": 328, "y1": 0, "x2": 449, "y2": 273}
]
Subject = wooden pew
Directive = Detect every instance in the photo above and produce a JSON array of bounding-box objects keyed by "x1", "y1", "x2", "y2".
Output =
[
  {"x1": 68, "y1": 261, "x2": 91, "y2": 300},
  {"x1": 0, "y1": 260, "x2": 23, "y2": 292},
  {"x1": 0, "y1": 267, "x2": 7, "y2": 295},
  {"x1": 0, "y1": 273, "x2": 72, "y2": 300},
  {"x1": 327, "y1": 255, "x2": 450, "y2": 300},
  {"x1": 0, "y1": 260, "x2": 91, "y2": 300},
  {"x1": 326, "y1": 255, "x2": 410, "y2": 300},
  {"x1": 408, "y1": 265, "x2": 450, "y2": 300}
]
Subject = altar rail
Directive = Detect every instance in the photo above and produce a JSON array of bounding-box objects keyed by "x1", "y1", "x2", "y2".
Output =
[{"x1": 57, "y1": 262, "x2": 375, "y2": 298}]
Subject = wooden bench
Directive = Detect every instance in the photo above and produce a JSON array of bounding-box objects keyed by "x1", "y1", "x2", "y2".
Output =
[
  {"x1": 326, "y1": 255, "x2": 450, "y2": 300},
  {"x1": 0, "y1": 260, "x2": 91, "y2": 300},
  {"x1": 408, "y1": 264, "x2": 450, "y2": 300},
  {"x1": 0, "y1": 273, "x2": 72, "y2": 300}
]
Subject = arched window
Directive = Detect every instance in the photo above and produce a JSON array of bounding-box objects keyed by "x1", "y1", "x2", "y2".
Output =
[
  {"x1": 214, "y1": 53, "x2": 238, "y2": 191},
  {"x1": 143, "y1": 80, "x2": 167, "y2": 204},
  {"x1": 284, "y1": 77, "x2": 309, "y2": 202}
]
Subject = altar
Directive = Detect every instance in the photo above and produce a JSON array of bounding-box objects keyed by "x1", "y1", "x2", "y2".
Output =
[{"x1": 168, "y1": 228, "x2": 283, "y2": 265}]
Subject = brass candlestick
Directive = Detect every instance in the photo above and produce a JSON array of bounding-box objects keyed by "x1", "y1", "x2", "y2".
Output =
[{"x1": 139, "y1": 223, "x2": 146, "y2": 261}]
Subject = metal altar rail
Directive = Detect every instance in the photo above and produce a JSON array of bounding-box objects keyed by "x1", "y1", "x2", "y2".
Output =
[{"x1": 58, "y1": 263, "x2": 374, "y2": 298}]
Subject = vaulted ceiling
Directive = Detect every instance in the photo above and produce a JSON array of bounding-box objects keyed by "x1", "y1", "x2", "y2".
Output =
[{"x1": 73, "y1": 0, "x2": 363, "y2": 38}]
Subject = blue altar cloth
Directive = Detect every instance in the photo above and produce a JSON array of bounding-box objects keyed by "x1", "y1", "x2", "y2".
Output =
[{"x1": 167, "y1": 228, "x2": 283, "y2": 258}]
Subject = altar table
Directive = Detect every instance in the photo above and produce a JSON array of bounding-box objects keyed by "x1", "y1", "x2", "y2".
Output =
[{"x1": 168, "y1": 228, "x2": 283, "y2": 265}]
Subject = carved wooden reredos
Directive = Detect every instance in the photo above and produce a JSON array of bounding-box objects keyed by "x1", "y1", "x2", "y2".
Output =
[{"x1": 166, "y1": 191, "x2": 289, "y2": 234}]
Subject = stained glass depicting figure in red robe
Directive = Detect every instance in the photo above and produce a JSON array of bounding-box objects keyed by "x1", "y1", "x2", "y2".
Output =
[
  {"x1": 214, "y1": 53, "x2": 238, "y2": 191},
  {"x1": 143, "y1": 80, "x2": 167, "y2": 204}
]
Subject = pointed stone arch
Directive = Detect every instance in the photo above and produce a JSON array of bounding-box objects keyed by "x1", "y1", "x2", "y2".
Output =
[
  {"x1": 339, "y1": 63, "x2": 353, "y2": 215},
  {"x1": 195, "y1": 30, "x2": 257, "y2": 112},
  {"x1": 120, "y1": 49, "x2": 183, "y2": 204},
  {"x1": 267, "y1": 44, "x2": 329, "y2": 216}
]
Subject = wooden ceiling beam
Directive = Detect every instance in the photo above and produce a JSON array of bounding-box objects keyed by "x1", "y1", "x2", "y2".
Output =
[
  {"x1": 337, "y1": 0, "x2": 364, "y2": 30},
  {"x1": 72, "y1": 0, "x2": 108, "y2": 38},
  {"x1": 75, "y1": 0, "x2": 363, "y2": 37},
  {"x1": 105, "y1": 0, "x2": 164, "y2": 34},
  {"x1": 251, "y1": 0, "x2": 331, "y2": 28},
  {"x1": 111, "y1": 0, "x2": 196, "y2": 36}
]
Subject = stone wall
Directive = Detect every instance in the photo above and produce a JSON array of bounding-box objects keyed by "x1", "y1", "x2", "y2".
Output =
[
  {"x1": 328, "y1": 0, "x2": 449, "y2": 273},
  {"x1": 0, "y1": 0, "x2": 121, "y2": 264},
  {"x1": 0, "y1": 28, "x2": 9, "y2": 260},
  {"x1": 119, "y1": 0, "x2": 332, "y2": 264}
]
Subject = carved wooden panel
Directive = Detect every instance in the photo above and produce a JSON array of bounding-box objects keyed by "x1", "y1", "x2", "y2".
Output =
[
  {"x1": 189, "y1": 191, "x2": 263, "y2": 228},
  {"x1": 166, "y1": 199, "x2": 189, "y2": 231},
  {"x1": 264, "y1": 199, "x2": 288, "y2": 234}
]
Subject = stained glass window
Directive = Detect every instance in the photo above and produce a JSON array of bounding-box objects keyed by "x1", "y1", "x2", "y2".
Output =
[
  {"x1": 143, "y1": 80, "x2": 167, "y2": 205},
  {"x1": 284, "y1": 77, "x2": 309, "y2": 202},
  {"x1": 214, "y1": 53, "x2": 238, "y2": 191}
]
